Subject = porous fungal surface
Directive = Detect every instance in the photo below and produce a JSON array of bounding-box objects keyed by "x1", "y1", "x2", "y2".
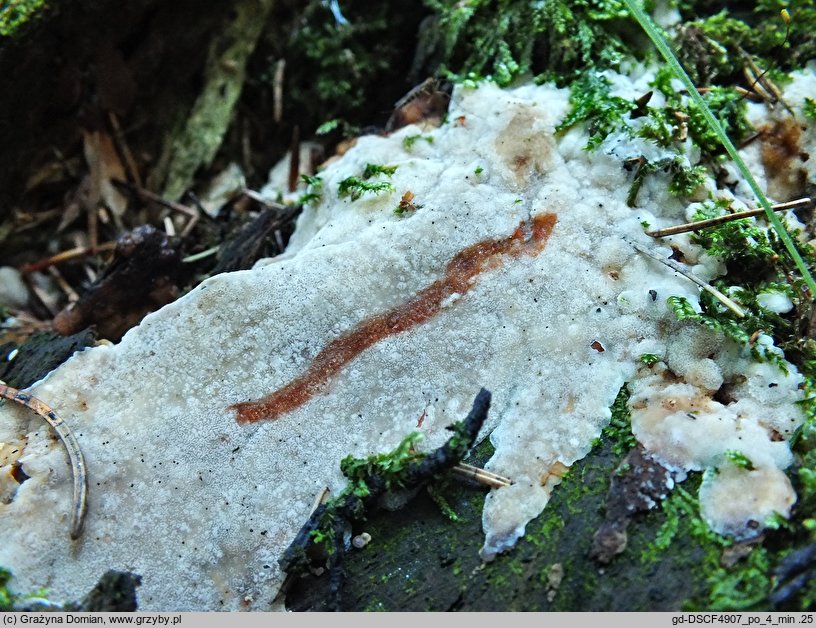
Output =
[{"x1": 0, "y1": 71, "x2": 812, "y2": 610}]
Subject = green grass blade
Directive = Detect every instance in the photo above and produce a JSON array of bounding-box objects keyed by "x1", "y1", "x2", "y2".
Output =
[{"x1": 623, "y1": 0, "x2": 816, "y2": 298}]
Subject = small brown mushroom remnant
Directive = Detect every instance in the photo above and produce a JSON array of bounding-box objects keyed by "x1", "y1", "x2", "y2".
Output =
[
  {"x1": 589, "y1": 445, "x2": 676, "y2": 564},
  {"x1": 52, "y1": 225, "x2": 183, "y2": 341}
]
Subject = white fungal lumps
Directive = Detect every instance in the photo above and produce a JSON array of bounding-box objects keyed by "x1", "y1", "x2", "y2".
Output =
[
  {"x1": 757, "y1": 290, "x2": 794, "y2": 314},
  {"x1": 629, "y1": 331, "x2": 803, "y2": 539},
  {"x1": 699, "y1": 465, "x2": 796, "y2": 539},
  {"x1": 0, "y1": 72, "x2": 811, "y2": 609},
  {"x1": 352, "y1": 532, "x2": 371, "y2": 549}
]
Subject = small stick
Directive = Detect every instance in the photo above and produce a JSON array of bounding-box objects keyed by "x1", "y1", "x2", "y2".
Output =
[
  {"x1": 288, "y1": 125, "x2": 300, "y2": 194},
  {"x1": 310, "y1": 486, "x2": 330, "y2": 515},
  {"x1": 733, "y1": 86, "x2": 764, "y2": 103},
  {"x1": 20, "y1": 242, "x2": 117, "y2": 274},
  {"x1": 108, "y1": 111, "x2": 142, "y2": 188},
  {"x1": 111, "y1": 179, "x2": 197, "y2": 218},
  {"x1": 88, "y1": 203, "x2": 98, "y2": 252},
  {"x1": 627, "y1": 238, "x2": 746, "y2": 317},
  {"x1": 0, "y1": 383, "x2": 88, "y2": 540},
  {"x1": 241, "y1": 189, "x2": 288, "y2": 210},
  {"x1": 739, "y1": 47, "x2": 794, "y2": 116},
  {"x1": 181, "y1": 245, "x2": 220, "y2": 263},
  {"x1": 273, "y1": 59, "x2": 285, "y2": 124},
  {"x1": 179, "y1": 212, "x2": 199, "y2": 238},
  {"x1": 451, "y1": 463, "x2": 513, "y2": 488},
  {"x1": 242, "y1": 116, "x2": 253, "y2": 180},
  {"x1": 23, "y1": 275, "x2": 58, "y2": 318},
  {"x1": 163, "y1": 216, "x2": 176, "y2": 237},
  {"x1": 47, "y1": 266, "x2": 80, "y2": 303},
  {"x1": 455, "y1": 462, "x2": 513, "y2": 485},
  {"x1": 184, "y1": 192, "x2": 209, "y2": 218},
  {"x1": 645, "y1": 197, "x2": 813, "y2": 238}
]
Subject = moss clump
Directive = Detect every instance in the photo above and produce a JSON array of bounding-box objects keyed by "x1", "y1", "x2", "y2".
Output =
[
  {"x1": 555, "y1": 73, "x2": 635, "y2": 149},
  {"x1": 280, "y1": 0, "x2": 425, "y2": 134},
  {"x1": 804, "y1": 98, "x2": 816, "y2": 121},
  {"x1": 641, "y1": 479, "x2": 776, "y2": 611},
  {"x1": 402, "y1": 134, "x2": 434, "y2": 150},
  {"x1": 423, "y1": 0, "x2": 632, "y2": 86},
  {"x1": 0, "y1": 567, "x2": 16, "y2": 611},
  {"x1": 605, "y1": 385, "x2": 637, "y2": 457},
  {"x1": 298, "y1": 174, "x2": 323, "y2": 206},
  {"x1": 338, "y1": 163, "x2": 398, "y2": 201},
  {"x1": 664, "y1": 195, "x2": 816, "y2": 373},
  {"x1": 338, "y1": 177, "x2": 396, "y2": 201},
  {"x1": 339, "y1": 431, "x2": 427, "y2": 500},
  {"x1": 673, "y1": 0, "x2": 816, "y2": 86},
  {"x1": 0, "y1": 0, "x2": 48, "y2": 38},
  {"x1": 625, "y1": 156, "x2": 708, "y2": 207},
  {"x1": 361, "y1": 163, "x2": 398, "y2": 179},
  {"x1": 724, "y1": 450, "x2": 756, "y2": 471}
]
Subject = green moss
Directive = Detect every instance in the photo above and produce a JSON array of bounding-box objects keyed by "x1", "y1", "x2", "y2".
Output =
[
  {"x1": 338, "y1": 177, "x2": 396, "y2": 201},
  {"x1": 0, "y1": 0, "x2": 48, "y2": 38},
  {"x1": 338, "y1": 163, "x2": 398, "y2": 201},
  {"x1": 555, "y1": 73, "x2": 635, "y2": 149},
  {"x1": 667, "y1": 292, "x2": 786, "y2": 371},
  {"x1": 691, "y1": 198, "x2": 777, "y2": 269},
  {"x1": 666, "y1": 195, "x2": 816, "y2": 373},
  {"x1": 282, "y1": 1, "x2": 423, "y2": 133},
  {"x1": 362, "y1": 163, "x2": 398, "y2": 179},
  {"x1": 804, "y1": 98, "x2": 816, "y2": 121},
  {"x1": 605, "y1": 385, "x2": 636, "y2": 457},
  {"x1": 639, "y1": 353, "x2": 660, "y2": 366},
  {"x1": 626, "y1": 156, "x2": 707, "y2": 206},
  {"x1": 637, "y1": 470, "x2": 786, "y2": 611},
  {"x1": 402, "y1": 134, "x2": 434, "y2": 150},
  {"x1": 298, "y1": 174, "x2": 323, "y2": 206},
  {"x1": 508, "y1": 559, "x2": 524, "y2": 576},
  {"x1": 0, "y1": 567, "x2": 15, "y2": 611},
  {"x1": 625, "y1": 86, "x2": 750, "y2": 203},
  {"x1": 673, "y1": 1, "x2": 816, "y2": 85},
  {"x1": 426, "y1": 480, "x2": 461, "y2": 522},
  {"x1": 340, "y1": 431, "x2": 425, "y2": 496},
  {"x1": 425, "y1": 0, "x2": 632, "y2": 87},
  {"x1": 724, "y1": 450, "x2": 755, "y2": 471}
]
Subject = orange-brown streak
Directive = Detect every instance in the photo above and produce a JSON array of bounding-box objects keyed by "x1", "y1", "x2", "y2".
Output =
[{"x1": 231, "y1": 213, "x2": 557, "y2": 424}]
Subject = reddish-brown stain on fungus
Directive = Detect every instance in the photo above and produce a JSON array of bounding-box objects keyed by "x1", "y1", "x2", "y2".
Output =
[{"x1": 231, "y1": 213, "x2": 557, "y2": 424}]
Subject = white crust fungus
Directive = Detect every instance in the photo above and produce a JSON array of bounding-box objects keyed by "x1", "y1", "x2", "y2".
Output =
[{"x1": 0, "y1": 69, "x2": 812, "y2": 609}]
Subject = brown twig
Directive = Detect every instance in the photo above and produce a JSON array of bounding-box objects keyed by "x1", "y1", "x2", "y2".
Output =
[
  {"x1": 241, "y1": 189, "x2": 289, "y2": 211},
  {"x1": 645, "y1": 197, "x2": 813, "y2": 238},
  {"x1": 273, "y1": 59, "x2": 285, "y2": 124},
  {"x1": 738, "y1": 47, "x2": 794, "y2": 116},
  {"x1": 111, "y1": 179, "x2": 197, "y2": 218},
  {"x1": 20, "y1": 242, "x2": 117, "y2": 274},
  {"x1": 47, "y1": 266, "x2": 80, "y2": 303},
  {"x1": 734, "y1": 86, "x2": 765, "y2": 103},
  {"x1": 288, "y1": 125, "x2": 301, "y2": 194},
  {"x1": 108, "y1": 111, "x2": 142, "y2": 188},
  {"x1": 87, "y1": 203, "x2": 98, "y2": 251}
]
